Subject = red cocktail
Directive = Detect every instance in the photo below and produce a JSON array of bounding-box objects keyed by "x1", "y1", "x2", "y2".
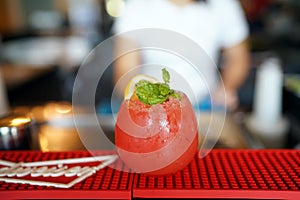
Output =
[{"x1": 115, "y1": 69, "x2": 198, "y2": 175}]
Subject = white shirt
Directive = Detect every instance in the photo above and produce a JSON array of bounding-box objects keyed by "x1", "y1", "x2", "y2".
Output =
[{"x1": 113, "y1": 0, "x2": 249, "y2": 104}]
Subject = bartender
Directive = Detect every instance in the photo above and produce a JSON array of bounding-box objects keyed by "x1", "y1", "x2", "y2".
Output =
[{"x1": 112, "y1": 0, "x2": 251, "y2": 111}]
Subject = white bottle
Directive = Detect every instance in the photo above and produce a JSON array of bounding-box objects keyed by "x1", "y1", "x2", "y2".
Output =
[{"x1": 254, "y1": 57, "x2": 282, "y2": 125}]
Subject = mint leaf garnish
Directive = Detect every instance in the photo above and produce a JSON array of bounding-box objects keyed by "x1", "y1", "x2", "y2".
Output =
[
  {"x1": 162, "y1": 68, "x2": 170, "y2": 84},
  {"x1": 135, "y1": 68, "x2": 181, "y2": 105}
]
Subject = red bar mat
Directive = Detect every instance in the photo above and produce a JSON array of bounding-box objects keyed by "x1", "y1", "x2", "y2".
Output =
[
  {"x1": 0, "y1": 151, "x2": 133, "y2": 200},
  {"x1": 0, "y1": 150, "x2": 299, "y2": 199},
  {"x1": 133, "y1": 150, "x2": 300, "y2": 200}
]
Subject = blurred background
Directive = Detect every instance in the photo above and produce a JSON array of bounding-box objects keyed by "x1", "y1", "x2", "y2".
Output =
[{"x1": 0, "y1": 0, "x2": 299, "y2": 151}]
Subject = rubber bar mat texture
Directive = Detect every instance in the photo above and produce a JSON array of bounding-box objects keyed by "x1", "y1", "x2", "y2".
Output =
[
  {"x1": 134, "y1": 150, "x2": 300, "y2": 199},
  {"x1": 0, "y1": 150, "x2": 299, "y2": 199},
  {"x1": 0, "y1": 151, "x2": 133, "y2": 200}
]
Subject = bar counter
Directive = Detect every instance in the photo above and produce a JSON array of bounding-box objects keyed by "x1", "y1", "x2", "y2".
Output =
[{"x1": 0, "y1": 103, "x2": 298, "y2": 199}]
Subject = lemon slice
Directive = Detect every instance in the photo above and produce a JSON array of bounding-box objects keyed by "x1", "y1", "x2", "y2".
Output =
[{"x1": 124, "y1": 74, "x2": 158, "y2": 100}]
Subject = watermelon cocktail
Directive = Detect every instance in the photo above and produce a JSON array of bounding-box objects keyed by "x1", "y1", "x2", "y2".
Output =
[{"x1": 115, "y1": 68, "x2": 198, "y2": 175}]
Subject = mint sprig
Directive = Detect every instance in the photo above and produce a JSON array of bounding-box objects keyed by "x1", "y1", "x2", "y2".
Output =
[{"x1": 135, "y1": 68, "x2": 181, "y2": 105}]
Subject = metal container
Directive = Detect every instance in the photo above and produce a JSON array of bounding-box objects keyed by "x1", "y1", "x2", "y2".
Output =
[{"x1": 0, "y1": 114, "x2": 35, "y2": 150}]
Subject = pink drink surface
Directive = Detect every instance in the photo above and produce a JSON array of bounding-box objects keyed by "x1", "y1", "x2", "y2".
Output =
[{"x1": 115, "y1": 93, "x2": 198, "y2": 175}]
